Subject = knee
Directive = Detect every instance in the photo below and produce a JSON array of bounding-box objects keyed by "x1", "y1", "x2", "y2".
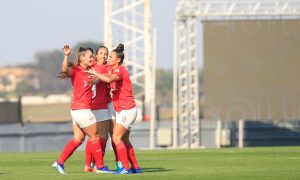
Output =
[
  {"x1": 89, "y1": 134, "x2": 99, "y2": 141},
  {"x1": 74, "y1": 136, "x2": 85, "y2": 144},
  {"x1": 112, "y1": 134, "x2": 122, "y2": 144}
]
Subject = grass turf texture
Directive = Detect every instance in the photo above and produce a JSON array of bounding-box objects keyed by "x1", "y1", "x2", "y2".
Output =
[{"x1": 0, "y1": 147, "x2": 300, "y2": 180}]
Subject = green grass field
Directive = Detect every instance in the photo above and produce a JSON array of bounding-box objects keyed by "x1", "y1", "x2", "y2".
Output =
[{"x1": 0, "y1": 147, "x2": 300, "y2": 180}]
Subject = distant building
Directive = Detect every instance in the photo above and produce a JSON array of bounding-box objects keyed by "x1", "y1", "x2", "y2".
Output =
[{"x1": 0, "y1": 67, "x2": 40, "y2": 93}]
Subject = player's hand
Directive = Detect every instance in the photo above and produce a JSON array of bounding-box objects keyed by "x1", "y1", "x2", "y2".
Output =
[
  {"x1": 62, "y1": 45, "x2": 71, "y2": 56},
  {"x1": 84, "y1": 69, "x2": 97, "y2": 75},
  {"x1": 88, "y1": 78, "x2": 95, "y2": 86},
  {"x1": 89, "y1": 77, "x2": 100, "y2": 86}
]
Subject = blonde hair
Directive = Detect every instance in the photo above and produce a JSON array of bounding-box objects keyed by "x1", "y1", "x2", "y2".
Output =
[
  {"x1": 73, "y1": 47, "x2": 86, "y2": 66},
  {"x1": 57, "y1": 47, "x2": 86, "y2": 79}
]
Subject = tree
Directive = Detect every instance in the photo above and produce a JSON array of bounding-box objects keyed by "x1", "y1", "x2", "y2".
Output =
[
  {"x1": 155, "y1": 69, "x2": 173, "y2": 107},
  {"x1": 34, "y1": 41, "x2": 102, "y2": 94},
  {"x1": 13, "y1": 80, "x2": 32, "y2": 97}
]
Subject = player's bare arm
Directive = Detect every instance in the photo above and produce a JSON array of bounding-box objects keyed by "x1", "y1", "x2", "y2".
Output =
[
  {"x1": 61, "y1": 45, "x2": 72, "y2": 76},
  {"x1": 85, "y1": 69, "x2": 120, "y2": 83}
]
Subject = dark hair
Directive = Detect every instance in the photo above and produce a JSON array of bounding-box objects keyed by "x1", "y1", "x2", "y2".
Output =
[
  {"x1": 96, "y1": 45, "x2": 108, "y2": 54},
  {"x1": 86, "y1": 47, "x2": 93, "y2": 54},
  {"x1": 112, "y1": 44, "x2": 125, "y2": 64},
  {"x1": 78, "y1": 47, "x2": 86, "y2": 52}
]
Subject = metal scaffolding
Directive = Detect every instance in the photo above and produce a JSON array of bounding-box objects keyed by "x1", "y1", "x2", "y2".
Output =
[
  {"x1": 173, "y1": 16, "x2": 200, "y2": 148},
  {"x1": 173, "y1": 0, "x2": 300, "y2": 148},
  {"x1": 176, "y1": 0, "x2": 300, "y2": 20},
  {"x1": 104, "y1": 0, "x2": 156, "y2": 148}
]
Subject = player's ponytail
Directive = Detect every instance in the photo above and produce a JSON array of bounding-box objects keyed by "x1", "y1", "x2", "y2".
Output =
[{"x1": 113, "y1": 44, "x2": 125, "y2": 64}]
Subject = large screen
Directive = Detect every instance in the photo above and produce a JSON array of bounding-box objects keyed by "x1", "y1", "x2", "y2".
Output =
[{"x1": 203, "y1": 20, "x2": 300, "y2": 121}]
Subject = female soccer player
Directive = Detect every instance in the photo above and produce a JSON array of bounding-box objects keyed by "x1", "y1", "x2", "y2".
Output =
[
  {"x1": 84, "y1": 46, "x2": 112, "y2": 172},
  {"x1": 85, "y1": 46, "x2": 122, "y2": 172},
  {"x1": 52, "y1": 45, "x2": 112, "y2": 174},
  {"x1": 86, "y1": 44, "x2": 141, "y2": 174},
  {"x1": 97, "y1": 46, "x2": 123, "y2": 170}
]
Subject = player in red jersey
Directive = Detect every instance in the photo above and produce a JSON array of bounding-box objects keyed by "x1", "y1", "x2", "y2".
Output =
[
  {"x1": 84, "y1": 46, "x2": 114, "y2": 172},
  {"x1": 86, "y1": 44, "x2": 141, "y2": 174},
  {"x1": 97, "y1": 46, "x2": 123, "y2": 170},
  {"x1": 85, "y1": 46, "x2": 122, "y2": 171},
  {"x1": 52, "y1": 45, "x2": 112, "y2": 174}
]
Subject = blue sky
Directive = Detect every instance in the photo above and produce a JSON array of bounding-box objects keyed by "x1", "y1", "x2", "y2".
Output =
[{"x1": 0, "y1": 0, "x2": 176, "y2": 69}]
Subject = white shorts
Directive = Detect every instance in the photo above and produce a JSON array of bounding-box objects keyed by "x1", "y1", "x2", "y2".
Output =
[
  {"x1": 70, "y1": 109, "x2": 96, "y2": 128},
  {"x1": 108, "y1": 101, "x2": 116, "y2": 120},
  {"x1": 93, "y1": 109, "x2": 111, "y2": 122},
  {"x1": 116, "y1": 107, "x2": 137, "y2": 130}
]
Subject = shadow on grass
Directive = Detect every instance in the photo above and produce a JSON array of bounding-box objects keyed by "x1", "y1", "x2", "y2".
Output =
[
  {"x1": 68, "y1": 167, "x2": 172, "y2": 174},
  {"x1": 141, "y1": 167, "x2": 172, "y2": 173}
]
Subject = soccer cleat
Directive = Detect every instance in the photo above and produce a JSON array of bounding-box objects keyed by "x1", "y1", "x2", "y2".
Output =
[
  {"x1": 95, "y1": 166, "x2": 114, "y2": 174},
  {"x1": 116, "y1": 161, "x2": 123, "y2": 171},
  {"x1": 131, "y1": 167, "x2": 142, "y2": 174},
  {"x1": 52, "y1": 161, "x2": 65, "y2": 174},
  {"x1": 113, "y1": 167, "x2": 133, "y2": 174}
]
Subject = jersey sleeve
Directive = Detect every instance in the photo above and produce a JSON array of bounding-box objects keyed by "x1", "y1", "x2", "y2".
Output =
[
  {"x1": 110, "y1": 67, "x2": 123, "y2": 91},
  {"x1": 112, "y1": 67, "x2": 123, "y2": 80},
  {"x1": 70, "y1": 66, "x2": 76, "y2": 78}
]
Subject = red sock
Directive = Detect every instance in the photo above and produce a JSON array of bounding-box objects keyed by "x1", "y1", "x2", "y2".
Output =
[
  {"x1": 126, "y1": 143, "x2": 139, "y2": 169},
  {"x1": 85, "y1": 140, "x2": 93, "y2": 166},
  {"x1": 57, "y1": 139, "x2": 81, "y2": 164},
  {"x1": 111, "y1": 141, "x2": 120, "y2": 162},
  {"x1": 100, "y1": 138, "x2": 107, "y2": 156},
  {"x1": 116, "y1": 141, "x2": 130, "y2": 170},
  {"x1": 89, "y1": 138, "x2": 104, "y2": 168}
]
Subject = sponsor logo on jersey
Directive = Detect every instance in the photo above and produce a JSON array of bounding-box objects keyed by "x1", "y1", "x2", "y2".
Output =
[{"x1": 114, "y1": 69, "x2": 120, "y2": 73}]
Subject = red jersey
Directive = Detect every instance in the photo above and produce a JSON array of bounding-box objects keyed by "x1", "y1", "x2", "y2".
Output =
[
  {"x1": 70, "y1": 66, "x2": 92, "y2": 110},
  {"x1": 111, "y1": 66, "x2": 136, "y2": 111},
  {"x1": 104, "y1": 64, "x2": 113, "y2": 103},
  {"x1": 91, "y1": 64, "x2": 109, "y2": 110}
]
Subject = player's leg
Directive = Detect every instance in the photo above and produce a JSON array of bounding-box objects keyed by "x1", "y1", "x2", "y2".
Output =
[
  {"x1": 88, "y1": 121, "x2": 110, "y2": 171},
  {"x1": 108, "y1": 102, "x2": 122, "y2": 170},
  {"x1": 53, "y1": 122, "x2": 85, "y2": 174},
  {"x1": 97, "y1": 120, "x2": 110, "y2": 155},
  {"x1": 112, "y1": 123, "x2": 131, "y2": 174},
  {"x1": 82, "y1": 112, "x2": 113, "y2": 174},
  {"x1": 113, "y1": 107, "x2": 138, "y2": 174},
  {"x1": 109, "y1": 119, "x2": 123, "y2": 170},
  {"x1": 123, "y1": 131, "x2": 141, "y2": 173},
  {"x1": 85, "y1": 109, "x2": 110, "y2": 172}
]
